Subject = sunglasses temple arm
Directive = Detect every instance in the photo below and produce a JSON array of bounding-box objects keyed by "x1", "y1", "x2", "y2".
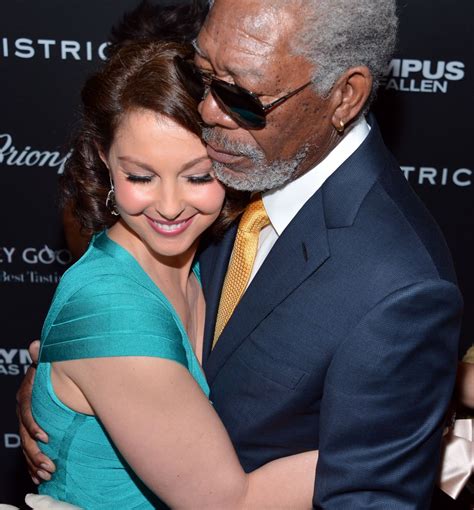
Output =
[{"x1": 262, "y1": 80, "x2": 313, "y2": 113}]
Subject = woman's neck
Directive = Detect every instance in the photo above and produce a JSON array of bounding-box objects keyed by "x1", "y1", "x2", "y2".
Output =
[
  {"x1": 107, "y1": 221, "x2": 197, "y2": 295},
  {"x1": 107, "y1": 220, "x2": 205, "y2": 361}
]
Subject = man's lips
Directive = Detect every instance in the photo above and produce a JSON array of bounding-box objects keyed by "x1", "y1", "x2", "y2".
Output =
[
  {"x1": 206, "y1": 144, "x2": 245, "y2": 165},
  {"x1": 145, "y1": 215, "x2": 195, "y2": 236}
]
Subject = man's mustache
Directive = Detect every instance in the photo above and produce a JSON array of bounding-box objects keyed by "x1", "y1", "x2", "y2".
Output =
[{"x1": 201, "y1": 128, "x2": 263, "y2": 160}]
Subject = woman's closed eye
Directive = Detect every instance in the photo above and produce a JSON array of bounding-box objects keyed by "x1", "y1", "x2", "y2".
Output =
[
  {"x1": 124, "y1": 171, "x2": 215, "y2": 185},
  {"x1": 186, "y1": 173, "x2": 215, "y2": 185},
  {"x1": 126, "y1": 174, "x2": 154, "y2": 184}
]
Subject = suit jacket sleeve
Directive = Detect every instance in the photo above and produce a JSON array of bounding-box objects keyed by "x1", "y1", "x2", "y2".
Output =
[{"x1": 314, "y1": 278, "x2": 463, "y2": 509}]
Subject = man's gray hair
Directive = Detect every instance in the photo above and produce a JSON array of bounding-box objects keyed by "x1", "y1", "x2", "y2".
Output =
[
  {"x1": 295, "y1": 0, "x2": 398, "y2": 103},
  {"x1": 204, "y1": 0, "x2": 396, "y2": 106}
]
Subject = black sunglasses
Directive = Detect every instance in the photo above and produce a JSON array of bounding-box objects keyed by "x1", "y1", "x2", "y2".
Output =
[{"x1": 174, "y1": 56, "x2": 312, "y2": 130}]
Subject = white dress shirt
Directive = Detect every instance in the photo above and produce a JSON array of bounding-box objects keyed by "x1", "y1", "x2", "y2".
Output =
[{"x1": 247, "y1": 116, "x2": 370, "y2": 287}]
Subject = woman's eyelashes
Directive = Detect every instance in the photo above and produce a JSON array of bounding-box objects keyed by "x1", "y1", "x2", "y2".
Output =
[
  {"x1": 125, "y1": 172, "x2": 215, "y2": 185},
  {"x1": 186, "y1": 173, "x2": 215, "y2": 185},
  {"x1": 126, "y1": 174, "x2": 153, "y2": 183}
]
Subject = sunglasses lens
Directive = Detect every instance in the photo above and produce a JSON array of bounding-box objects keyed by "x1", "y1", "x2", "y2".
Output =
[
  {"x1": 174, "y1": 57, "x2": 206, "y2": 101},
  {"x1": 212, "y1": 81, "x2": 266, "y2": 129},
  {"x1": 174, "y1": 57, "x2": 266, "y2": 129}
]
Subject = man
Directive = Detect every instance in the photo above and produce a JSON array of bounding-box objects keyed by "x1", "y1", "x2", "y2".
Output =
[{"x1": 19, "y1": 0, "x2": 463, "y2": 508}]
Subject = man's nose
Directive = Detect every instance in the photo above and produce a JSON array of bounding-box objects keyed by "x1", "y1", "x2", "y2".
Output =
[{"x1": 198, "y1": 90, "x2": 240, "y2": 129}]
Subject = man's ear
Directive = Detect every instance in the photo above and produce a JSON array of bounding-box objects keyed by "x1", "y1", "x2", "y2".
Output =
[{"x1": 329, "y1": 66, "x2": 373, "y2": 131}]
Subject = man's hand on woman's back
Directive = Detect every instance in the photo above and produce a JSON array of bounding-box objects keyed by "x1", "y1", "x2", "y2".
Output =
[{"x1": 16, "y1": 340, "x2": 55, "y2": 483}]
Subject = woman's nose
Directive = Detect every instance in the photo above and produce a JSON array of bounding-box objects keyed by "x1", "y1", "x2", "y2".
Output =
[{"x1": 154, "y1": 188, "x2": 185, "y2": 221}]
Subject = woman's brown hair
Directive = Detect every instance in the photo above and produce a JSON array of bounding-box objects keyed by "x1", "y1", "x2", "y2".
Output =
[{"x1": 61, "y1": 40, "x2": 247, "y2": 240}]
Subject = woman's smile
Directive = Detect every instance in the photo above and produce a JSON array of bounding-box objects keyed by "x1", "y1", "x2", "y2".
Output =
[
  {"x1": 145, "y1": 214, "x2": 196, "y2": 236},
  {"x1": 101, "y1": 109, "x2": 226, "y2": 260}
]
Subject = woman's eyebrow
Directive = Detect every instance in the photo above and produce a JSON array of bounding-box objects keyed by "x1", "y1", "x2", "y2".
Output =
[
  {"x1": 118, "y1": 156, "x2": 155, "y2": 172},
  {"x1": 180, "y1": 156, "x2": 211, "y2": 172}
]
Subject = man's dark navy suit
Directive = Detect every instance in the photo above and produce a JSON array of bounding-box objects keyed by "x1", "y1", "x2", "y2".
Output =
[{"x1": 199, "y1": 117, "x2": 463, "y2": 509}]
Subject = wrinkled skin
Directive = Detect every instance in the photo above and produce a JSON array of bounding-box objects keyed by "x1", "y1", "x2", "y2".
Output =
[{"x1": 195, "y1": 0, "x2": 341, "y2": 189}]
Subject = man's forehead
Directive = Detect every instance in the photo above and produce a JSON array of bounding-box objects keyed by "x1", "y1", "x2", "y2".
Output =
[
  {"x1": 198, "y1": 0, "x2": 292, "y2": 52},
  {"x1": 196, "y1": 1, "x2": 296, "y2": 72}
]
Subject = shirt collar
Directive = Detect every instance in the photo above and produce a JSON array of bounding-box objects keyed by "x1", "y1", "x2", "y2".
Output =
[{"x1": 262, "y1": 116, "x2": 370, "y2": 236}]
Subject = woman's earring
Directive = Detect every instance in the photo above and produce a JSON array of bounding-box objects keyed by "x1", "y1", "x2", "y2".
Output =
[
  {"x1": 336, "y1": 119, "x2": 345, "y2": 133},
  {"x1": 106, "y1": 184, "x2": 120, "y2": 216}
]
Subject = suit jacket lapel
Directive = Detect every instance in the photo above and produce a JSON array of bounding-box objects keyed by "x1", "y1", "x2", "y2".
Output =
[
  {"x1": 204, "y1": 191, "x2": 330, "y2": 385},
  {"x1": 201, "y1": 115, "x2": 388, "y2": 383},
  {"x1": 200, "y1": 223, "x2": 237, "y2": 366}
]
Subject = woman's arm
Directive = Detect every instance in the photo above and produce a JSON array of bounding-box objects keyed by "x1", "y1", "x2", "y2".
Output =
[
  {"x1": 58, "y1": 356, "x2": 317, "y2": 509},
  {"x1": 243, "y1": 451, "x2": 317, "y2": 509}
]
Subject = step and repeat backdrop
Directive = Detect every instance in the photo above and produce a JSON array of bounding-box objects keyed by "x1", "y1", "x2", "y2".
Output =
[{"x1": 1, "y1": 0, "x2": 472, "y2": 504}]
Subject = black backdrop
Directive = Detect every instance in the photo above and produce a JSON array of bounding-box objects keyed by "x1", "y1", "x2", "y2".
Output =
[{"x1": 1, "y1": 0, "x2": 472, "y2": 505}]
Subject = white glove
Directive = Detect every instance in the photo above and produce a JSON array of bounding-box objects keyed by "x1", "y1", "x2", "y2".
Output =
[{"x1": 24, "y1": 494, "x2": 82, "y2": 509}]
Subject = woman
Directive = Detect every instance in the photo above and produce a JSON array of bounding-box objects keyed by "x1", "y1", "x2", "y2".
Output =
[{"x1": 30, "y1": 40, "x2": 317, "y2": 509}]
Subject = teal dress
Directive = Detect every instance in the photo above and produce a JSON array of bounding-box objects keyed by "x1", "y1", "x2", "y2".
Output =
[{"x1": 32, "y1": 231, "x2": 209, "y2": 509}]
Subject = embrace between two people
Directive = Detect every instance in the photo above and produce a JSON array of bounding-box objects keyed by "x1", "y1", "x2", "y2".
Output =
[{"x1": 16, "y1": 0, "x2": 464, "y2": 509}]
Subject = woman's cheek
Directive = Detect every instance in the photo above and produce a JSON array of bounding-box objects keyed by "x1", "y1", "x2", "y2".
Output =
[
  {"x1": 200, "y1": 182, "x2": 226, "y2": 215},
  {"x1": 115, "y1": 185, "x2": 152, "y2": 215}
]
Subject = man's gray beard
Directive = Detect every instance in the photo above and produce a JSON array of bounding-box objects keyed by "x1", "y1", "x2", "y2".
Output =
[{"x1": 202, "y1": 128, "x2": 308, "y2": 192}]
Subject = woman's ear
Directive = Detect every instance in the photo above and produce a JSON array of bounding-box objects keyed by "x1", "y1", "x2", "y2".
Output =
[
  {"x1": 95, "y1": 143, "x2": 109, "y2": 169},
  {"x1": 329, "y1": 65, "x2": 373, "y2": 131}
]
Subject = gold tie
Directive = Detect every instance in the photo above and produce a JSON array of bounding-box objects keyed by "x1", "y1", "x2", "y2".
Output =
[{"x1": 213, "y1": 194, "x2": 270, "y2": 347}]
